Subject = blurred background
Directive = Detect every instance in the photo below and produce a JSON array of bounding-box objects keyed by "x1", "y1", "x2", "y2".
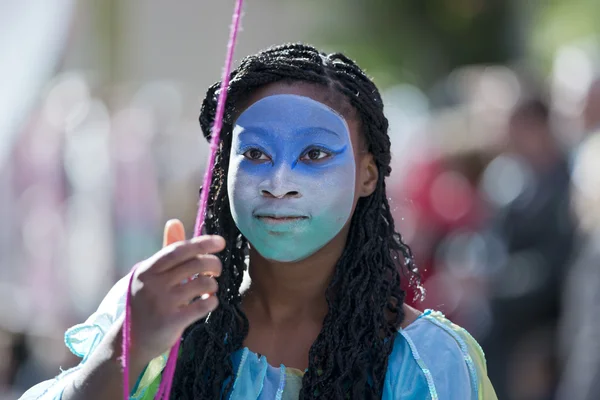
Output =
[{"x1": 1, "y1": 0, "x2": 600, "y2": 399}]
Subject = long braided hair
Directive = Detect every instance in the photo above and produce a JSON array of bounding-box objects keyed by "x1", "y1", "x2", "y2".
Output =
[{"x1": 171, "y1": 43, "x2": 418, "y2": 399}]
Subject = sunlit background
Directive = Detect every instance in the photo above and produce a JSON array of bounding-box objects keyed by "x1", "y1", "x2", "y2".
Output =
[{"x1": 1, "y1": 1, "x2": 600, "y2": 399}]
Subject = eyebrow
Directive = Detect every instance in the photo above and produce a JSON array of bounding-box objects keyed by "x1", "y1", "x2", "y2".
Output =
[
  {"x1": 297, "y1": 127, "x2": 342, "y2": 139},
  {"x1": 237, "y1": 125, "x2": 274, "y2": 139}
]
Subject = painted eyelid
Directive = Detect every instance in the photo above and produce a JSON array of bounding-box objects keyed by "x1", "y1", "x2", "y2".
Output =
[{"x1": 300, "y1": 144, "x2": 346, "y2": 157}]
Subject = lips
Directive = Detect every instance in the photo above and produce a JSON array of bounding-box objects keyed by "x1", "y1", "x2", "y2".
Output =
[
  {"x1": 256, "y1": 215, "x2": 308, "y2": 223},
  {"x1": 253, "y1": 209, "x2": 309, "y2": 226}
]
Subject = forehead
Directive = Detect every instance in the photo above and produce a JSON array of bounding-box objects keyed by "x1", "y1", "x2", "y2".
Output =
[
  {"x1": 234, "y1": 82, "x2": 362, "y2": 144},
  {"x1": 236, "y1": 94, "x2": 347, "y2": 133}
]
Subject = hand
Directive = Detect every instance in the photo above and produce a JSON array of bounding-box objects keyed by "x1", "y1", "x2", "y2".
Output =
[{"x1": 128, "y1": 219, "x2": 225, "y2": 364}]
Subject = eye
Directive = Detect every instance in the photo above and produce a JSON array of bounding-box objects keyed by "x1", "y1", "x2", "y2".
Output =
[
  {"x1": 243, "y1": 148, "x2": 270, "y2": 161},
  {"x1": 300, "y1": 148, "x2": 331, "y2": 162}
]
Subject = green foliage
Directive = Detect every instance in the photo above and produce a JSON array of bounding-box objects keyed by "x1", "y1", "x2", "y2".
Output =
[
  {"x1": 528, "y1": 0, "x2": 600, "y2": 72},
  {"x1": 303, "y1": 0, "x2": 514, "y2": 89},
  {"x1": 299, "y1": 0, "x2": 599, "y2": 89}
]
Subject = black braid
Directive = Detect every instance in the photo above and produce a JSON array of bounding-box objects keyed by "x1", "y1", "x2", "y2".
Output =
[{"x1": 171, "y1": 43, "x2": 419, "y2": 399}]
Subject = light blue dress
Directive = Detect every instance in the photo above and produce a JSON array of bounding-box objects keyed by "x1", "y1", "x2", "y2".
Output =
[{"x1": 19, "y1": 273, "x2": 497, "y2": 399}]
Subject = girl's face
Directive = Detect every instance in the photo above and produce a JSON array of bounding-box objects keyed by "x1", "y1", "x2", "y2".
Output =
[{"x1": 227, "y1": 84, "x2": 376, "y2": 262}]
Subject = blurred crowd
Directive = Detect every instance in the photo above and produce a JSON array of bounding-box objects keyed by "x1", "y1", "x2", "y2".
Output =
[
  {"x1": 1, "y1": 24, "x2": 600, "y2": 400},
  {"x1": 391, "y1": 63, "x2": 600, "y2": 400}
]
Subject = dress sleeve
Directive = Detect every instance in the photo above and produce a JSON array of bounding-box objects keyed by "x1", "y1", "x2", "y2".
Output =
[
  {"x1": 458, "y1": 327, "x2": 497, "y2": 400},
  {"x1": 421, "y1": 311, "x2": 498, "y2": 400},
  {"x1": 385, "y1": 310, "x2": 498, "y2": 400},
  {"x1": 18, "y1": 273, "x2": 135, "y2": 400}
]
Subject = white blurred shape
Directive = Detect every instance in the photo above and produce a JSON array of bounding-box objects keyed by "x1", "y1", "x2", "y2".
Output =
[
  {"x1": 43, "y1": 72, "x2": 92, "y2": 131},
  {"x1": 478, "y1": 66, "x2": 521, "y2": 111},
  {"x1": 552, "y1": 46, "x2": 595, "y2": 115},
  {"x1": 0, "y1": 0, "x2": 75, "y2": 169},
  {"x1": 481, "y1": 154, "x2": 533, "y2": 208},
  {"x1": 571, "y1": 133, "x2": 600, "y2": 232},
  {"x1": 572, "y1": 133, "x2": 600, "y2": 200},
  {"x1": 64, "y1": 195, "x2": 113, "y2": 316},
  {"x1": 61, "y1": 99, "x2": 113, "y2": 316},
  {"x1": 382, "y1": 84, "x2": 430, "y2": 170},
  {"x1": 63, "y1": 99, "x2": 112, "y2": 192}
]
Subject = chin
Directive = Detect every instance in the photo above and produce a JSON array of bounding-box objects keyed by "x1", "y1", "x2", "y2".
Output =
[{"x1": 254, "y1": 242, "x2": 320, "y2": 263}]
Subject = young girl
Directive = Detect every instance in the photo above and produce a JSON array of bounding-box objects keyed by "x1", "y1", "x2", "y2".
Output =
[{"x1": 21, "y1": 43, "x2": 497, "y2": 399}]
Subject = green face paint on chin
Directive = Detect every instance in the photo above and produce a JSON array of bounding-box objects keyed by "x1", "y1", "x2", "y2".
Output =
[{"x1": 227, "y1": 94, "x2": 356, "y2": 262}]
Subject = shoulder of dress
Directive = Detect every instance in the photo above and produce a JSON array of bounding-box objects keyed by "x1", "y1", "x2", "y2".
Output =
[{"x1": 386, "y1": 309, "x2": 493, "y2": 399}]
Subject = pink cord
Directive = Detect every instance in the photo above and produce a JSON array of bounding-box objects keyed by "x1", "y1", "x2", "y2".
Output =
[
  {"x1": 122, "y1": 1, "x2": 244, "y2": 398},
  {"x1": 122, "y1": 268, "x2": 137, "y2": 400},
  {"x1": 194, "y1": 0, "x2": 245, "y2": 238}
]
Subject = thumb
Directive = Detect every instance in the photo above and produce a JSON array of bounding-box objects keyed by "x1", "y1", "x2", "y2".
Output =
[{"x1": 163, "y1": 219, "x2": 186, "y2": 248}]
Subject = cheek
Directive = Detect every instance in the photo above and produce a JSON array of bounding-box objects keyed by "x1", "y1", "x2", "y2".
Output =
[
  {"x1": 306, "y1": 159, "x2": 356, "y2": 217},
  {"x1": 227, "y1": 158, "x2": 240, "y2": 196},
  {"x1": 227, "y1": 158, "x2": 255, "y2": 212},
  {"x1": 317, "y1": 168, "x2": 353, "y2": 198}
]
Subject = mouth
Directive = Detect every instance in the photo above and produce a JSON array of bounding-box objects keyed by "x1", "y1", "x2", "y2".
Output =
[{"x1": 255, "y1": 215, "x2": 309, "y2": 224}]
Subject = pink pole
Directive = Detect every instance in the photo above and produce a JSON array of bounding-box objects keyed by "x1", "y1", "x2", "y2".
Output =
[{"x1": 122, "y1": 1, "x2": 245, "y2": 398}]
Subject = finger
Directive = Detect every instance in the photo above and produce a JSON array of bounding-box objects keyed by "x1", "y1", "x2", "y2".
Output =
[
  {"x1": 174, "y1": 295, "x2": 219, "y2": 328},
  {"x1": 164, "y1": 255, "x2": 222, "y2": 286},
  {"x1": 163, "y1": 219, "x2": 186, "y2": 248},
  {"x1": 171, "y1": 276, "x2": 218, "y2": 308},
  {"x1": 153, "y1": 235, "x2": 226, "y2": 273}
]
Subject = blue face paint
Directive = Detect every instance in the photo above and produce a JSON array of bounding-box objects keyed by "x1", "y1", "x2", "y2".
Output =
[{"x1": 227, "y1": 94, "x2": 356, "y2": 262}]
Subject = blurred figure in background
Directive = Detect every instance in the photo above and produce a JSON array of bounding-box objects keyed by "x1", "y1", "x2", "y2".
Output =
[
  {"x1": 480, "y1": 95, "x2": 575, "y2": 400},
  {"x1": 555, "y1": 76, "x2": 600, "y2": 400},
  {"x1": 396, "y1": 146, "x2": 491, "y2": 327}
]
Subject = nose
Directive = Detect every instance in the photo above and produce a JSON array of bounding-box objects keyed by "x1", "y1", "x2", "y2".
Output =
[
  {"x1": 258, "y1": 163, "x2": 302, "y2": 199},
  {"x1": 261, "y1": 189, "x2": 300, "y2": 199}
]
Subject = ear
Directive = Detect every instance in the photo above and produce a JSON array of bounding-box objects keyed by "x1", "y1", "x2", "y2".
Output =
[{"x1": 358, "y1": 153, "x2": 378, "y2": 197}]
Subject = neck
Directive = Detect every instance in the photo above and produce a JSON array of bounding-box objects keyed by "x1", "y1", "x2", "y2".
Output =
[{"x1": 242, "y1": 227, "x2": 348, "y2": 326}]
